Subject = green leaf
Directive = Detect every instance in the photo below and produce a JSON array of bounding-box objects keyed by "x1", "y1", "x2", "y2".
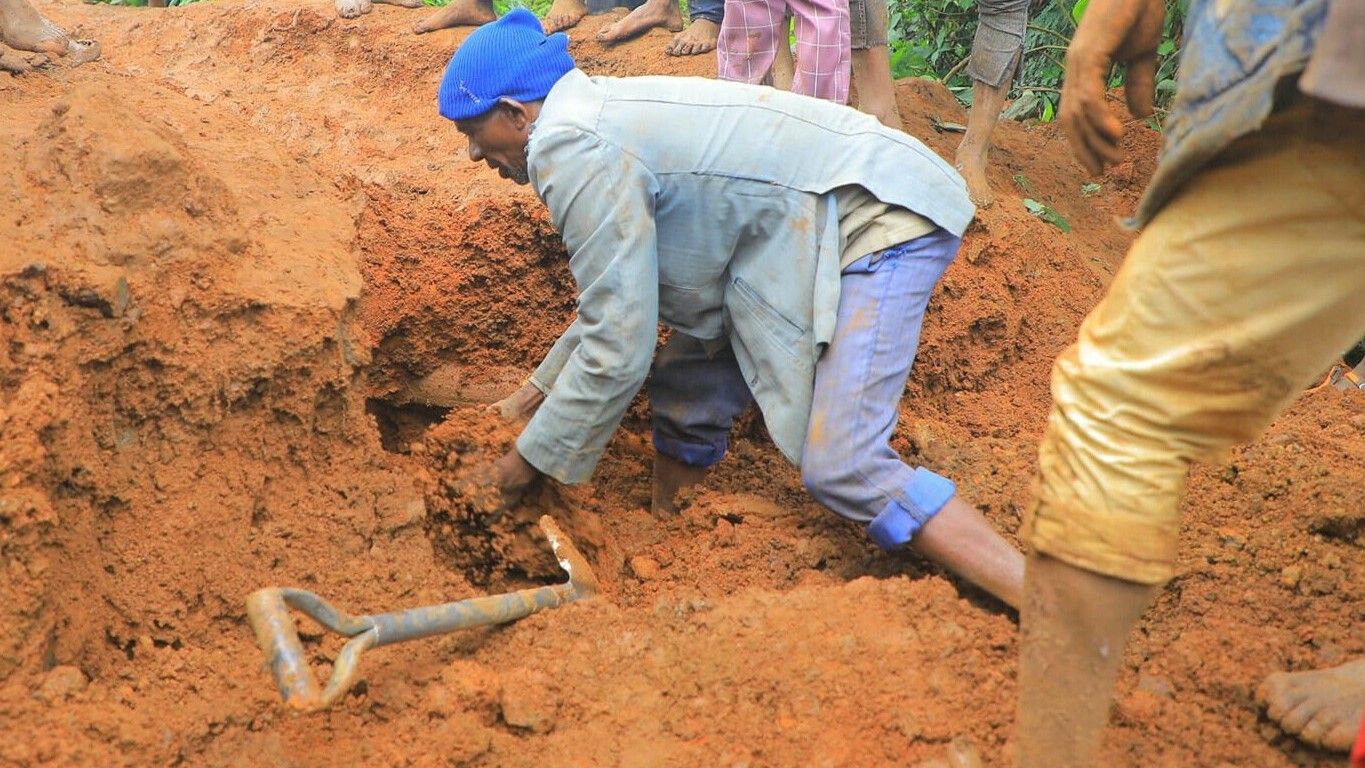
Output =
[
  {"x1": 1070, "y1": 0, "x2": 1089, "y2": 26},
  {"x1": 1023, "y1": 198, "x2": 1072, "y2": 233},
  {"x1": 1157, "y1": 39, "x2": 1176, "y2": 56},
  {"x1": 1080, "y1": 182, "x2": 1102, "y2": 197},
  {"x1": 1041, "y1": 97, "x2": 1055, "y2": 123}
]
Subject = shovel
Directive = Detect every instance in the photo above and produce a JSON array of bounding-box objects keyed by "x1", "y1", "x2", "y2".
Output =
[{"x1": 246, "y1": 515, "x2": 598, "y2": 711}]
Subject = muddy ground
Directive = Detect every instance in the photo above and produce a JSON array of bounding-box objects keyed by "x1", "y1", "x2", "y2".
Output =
[{"x1": 1, "y1": 2, "x2": 1361, "y2": 766}]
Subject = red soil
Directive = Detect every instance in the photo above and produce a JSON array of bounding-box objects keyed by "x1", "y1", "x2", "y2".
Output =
[{"x1": 0, "y1": 2, "x2": 1359, "y2": 767}]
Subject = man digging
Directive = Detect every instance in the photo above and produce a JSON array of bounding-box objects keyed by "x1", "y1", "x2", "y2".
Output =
[{"x1": 440, "y1": 10, "x2": 1025, "y2": 611}]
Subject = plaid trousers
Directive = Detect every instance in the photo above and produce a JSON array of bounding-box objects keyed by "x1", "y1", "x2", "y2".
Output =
[{"x1": 717, "y1": 0, "x2": 851, "y2": 103}]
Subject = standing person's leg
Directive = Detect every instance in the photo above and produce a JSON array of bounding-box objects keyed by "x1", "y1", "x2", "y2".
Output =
[
  {"x1": 717, "y1": 0, "x2": 785, "y2": 86},
  {"x1": 848, "y1": 0, "x2": 900, "y2": 128},
  {"x1": 953, "y1": 0, "x2": 1027, "y2": 207},
  {"x1": 1017, "y1": 97, "x2": 1365, "y2": 768},
  {"x1": 649, "y1": 333, "x2": 754, "y2": 514},
  {"x1": 801, "y1": 229, "x2": 1024, "y2": 608},
  {"x1": 771, "y1": 16, "x2": 794, "y2": 89},
  {"x1": 785, "y1": 0, "x2": 850, "y2": 102}
]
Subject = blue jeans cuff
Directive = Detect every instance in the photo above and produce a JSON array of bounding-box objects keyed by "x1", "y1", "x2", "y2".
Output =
[
  {"x1": 867, "y1": 467, "x2": 957, "y2": 549},
  {"x1": 652, "y1": 432, "x2": 728, "y2": 468}
]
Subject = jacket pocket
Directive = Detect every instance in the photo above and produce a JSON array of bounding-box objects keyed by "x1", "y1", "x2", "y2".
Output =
[{"x1": 728, "y1": 276, "x2": 805, "y2": 358}]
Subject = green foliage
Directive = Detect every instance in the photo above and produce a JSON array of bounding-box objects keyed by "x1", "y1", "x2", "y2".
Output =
[
  {"x1": 1022, "y1": 197, "x2": 1071, "y2": 232},
  {"x1": 888, "y1": 0, "x2": 1187, "y2": 121}
]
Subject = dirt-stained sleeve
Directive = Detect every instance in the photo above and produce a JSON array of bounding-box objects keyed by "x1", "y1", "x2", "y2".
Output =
[{"x1": 516, "y1": 129, "x2": 661, "y2": 484}]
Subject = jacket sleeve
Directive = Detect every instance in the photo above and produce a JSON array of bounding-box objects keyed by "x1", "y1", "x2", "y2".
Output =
[{"x1": 516, "y1": 129, "x2": 660, "y2": 484}]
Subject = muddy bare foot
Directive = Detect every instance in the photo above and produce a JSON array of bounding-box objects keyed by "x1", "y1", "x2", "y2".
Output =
[
  {"x1": 336, "y1": 0, "x2": 373, "y2": 19},
  {"x1": 666, "y1": 17, "x2": 716, "y2": 56},
  {"x1": 1257, "y1": 659, "x2": 1365, "y2": 752},
  {"x1": 413, "y1": 0, "x2": 496, "y2": 33},
  {"x1": 542, "y1": 0, "x2": 586, "y2": 33},
  {"x1": 0, "y1": 0, "x2": 98, "y2": 64},
  {"x1": 954, "y1": 152, "x2": 994, "y2": 209},
  {"x1": 0, "y1": 46, "x2": 36, "y2": 73},
  {"x1": 651, "y1": 453, "x2": 707, "y2": 516},
  {"x1": 596, "y1": 0, "x2": 682, "y2": 45}
]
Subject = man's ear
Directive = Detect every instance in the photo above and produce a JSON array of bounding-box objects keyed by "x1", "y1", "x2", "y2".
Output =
[{"x1": 499, "y1": 99, "x2": 531, "y2": 130}]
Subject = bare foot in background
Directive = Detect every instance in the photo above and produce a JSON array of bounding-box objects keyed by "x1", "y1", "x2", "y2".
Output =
[
  {"x1": 413, "y1": 0, "x2": 496, "y2": 33},
  {"x1": 665, "y1": 17, "x2": 716, "y2": 56},
  {"x1": 596, "y1": 0, "x2": 682, "y2": 45},
  {"x1": 0, "y1": 0, "x2": 100, "y2": 66},
  {"x1": 542, "y1": 0, "x2": 587, "y2": 32},
  {"x1": 1257, "y1": 659, "x2": 1365, "y2": 752}
]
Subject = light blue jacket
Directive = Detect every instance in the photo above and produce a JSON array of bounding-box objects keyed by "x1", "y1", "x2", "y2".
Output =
[
  {"x1": 1135, "y1": 0, "x2": 1328, "y2": 225},
  {"x1": 516, "y1": 70, "x2": 973, "y2": 484}
]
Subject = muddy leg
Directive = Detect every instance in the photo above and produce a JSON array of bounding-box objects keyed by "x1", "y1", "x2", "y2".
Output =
[
  {"x1": 413, "y1": 0, "x2": 496, "y2": 33},
  {"x1": 1018, "y1": 553, "x2": 1157, "y2": 768},
  {"x1": 596, "y1": 0, "x2": 682, "y2": 44},
  {"x1": 1257, "y1": 660, "x2": 1365, "y2": 752},
  {"x1": 337, "y1": 0, "x2": 373, "y2": 20},
  {"x1": 648, "y1": 334, "x2": 752, "y2": 515},
  {"x1": 374, "y1": 0, "x2": 425, "y2": 9},
  {"x1": 954, "y1": 77, "x2": 1009, "y2": 208}
]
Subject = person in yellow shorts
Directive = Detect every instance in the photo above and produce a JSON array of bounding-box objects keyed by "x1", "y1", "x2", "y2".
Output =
[{"x1": 1011, "y1": 0, "x2": 1365, "y2": 765}]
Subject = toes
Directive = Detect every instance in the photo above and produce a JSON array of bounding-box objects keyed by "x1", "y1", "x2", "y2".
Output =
[
  {"x1": 1261, "y1": 680, "x2": 1313, "y2": 722},
  {"x1": 1278, "y1": 698, "x2": 1322, "y2": 735},
  {"x1": 1322, "y1": 719, "x2": 1359, "y2": 752},
  {"x1": 1255, "y1": 672, "x2": 1293, "y2": 707}
]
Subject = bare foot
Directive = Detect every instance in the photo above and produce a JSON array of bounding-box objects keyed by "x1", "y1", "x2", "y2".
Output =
[
  {"x1": 595, "y1": 0, "x2": 682, "y2": 45},
  {"x1": 1257, "y1": 659, "x2": 1365, "y2": 752},
  {"x1": 336, "y1": 0, "x2": 372, "y2": 19},
  {"x1": 954, "y1": 153, "x2": 994, "y2": 209},
  {"x1": 665, "y1": 17, "x2": 716, "y2": 56},
  {"x1": 651, "y1": 452, "x2": 707, "y2": 516},
  {"x1": 412, "y1": 0, "x2": 496, "y2": 34},
  {"x1": 0, "y1": 0, "x2": 98, "y2": 64},
  {"x1": 542, "y1": 0, "x2": 586, "y2": 33},
  {"x1": 0, "y1": 47, "x2": 35, "y2": 74}
]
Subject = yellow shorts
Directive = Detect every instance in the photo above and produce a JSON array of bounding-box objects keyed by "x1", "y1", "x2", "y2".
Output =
[{"x1": 1021, "y1": 95, "x2": 1365, "y2": 585}]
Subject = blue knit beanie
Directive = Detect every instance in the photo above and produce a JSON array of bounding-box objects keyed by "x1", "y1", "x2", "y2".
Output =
[{"x1": 438, "y1": 9, "x2": 576, "y2": 121}]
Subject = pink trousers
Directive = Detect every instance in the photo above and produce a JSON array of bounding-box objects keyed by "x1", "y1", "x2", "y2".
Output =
[{"x1": 716, "y1": 0, "x2": 850, "y2": 104}]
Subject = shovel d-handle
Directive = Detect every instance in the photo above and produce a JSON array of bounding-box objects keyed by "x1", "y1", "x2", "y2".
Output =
[{"x1": 246, "y1": 515, "x2": 598, "y2": 711}]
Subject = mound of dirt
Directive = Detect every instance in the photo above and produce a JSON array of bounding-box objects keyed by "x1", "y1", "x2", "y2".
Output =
[{"x1": 1, "y1": 2, "x2": 1358, "y2": 767}]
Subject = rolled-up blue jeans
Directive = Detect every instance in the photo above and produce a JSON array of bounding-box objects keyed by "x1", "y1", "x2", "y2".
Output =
[
  {"x1": 650, "y1": 227, "x2": 961, "y2": 548},
  {"x1": 689, "y1": 0, "x2": 724, "y2": 24}
]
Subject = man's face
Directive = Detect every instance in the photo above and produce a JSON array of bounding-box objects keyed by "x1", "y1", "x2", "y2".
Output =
[{"x1": 456, "y1": 101, "x2": 533, "y2": 185}]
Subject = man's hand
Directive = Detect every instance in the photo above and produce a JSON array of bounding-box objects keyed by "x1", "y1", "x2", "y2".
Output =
[
  {"x1": 1061, "y1": 0, "x2": 1166, "y2": 175},
  {"x1": 492, "y1": 381, "x2": 546, "y2": 423},
  {"x1": 491, "y1": 447, "x2": 540, "y2": 509}
]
